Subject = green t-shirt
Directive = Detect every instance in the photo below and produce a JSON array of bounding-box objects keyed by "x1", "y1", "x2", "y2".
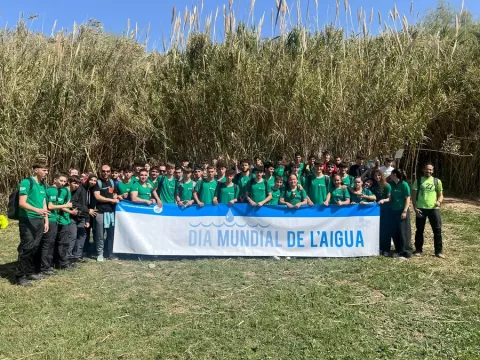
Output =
[
  {"x1": 274, "y1": 166, "x2": 285, "y2": 178},
  {"x1": 148, "y1": 177, "x2": 159, "y2": 189},
  {"x1": 57, "y1": 187, "x2": 72, "y2": 226},
  {"x1": 390, "y1": 180, "x2": 411, "y2": 211},
  {"x1": 195, "y1": 179, "x2": 218, "y2": 204},
  {"x1": 350, "y1": 188, "x2": 374, "y2": 204},
  {"x1": 306, "y1": 175, "x2": 329, "y2": 204},
  {"x1": 248, "y1": 180, "x2": 269, "y2": 203},
  {"x1": 283, "y1": 187, "x2": 307, "y2": 206},
  {"x1": 341, "y1": 175, "x2": 354, "y2": 188},
  {"x1": 118, "y1": 179, "x2": 136, "y2": 197},
  {"x1": 329, "y1": 187, "x2": 350, "y2": 204},
  {"x1": 215, "y1": 183, "x2": 239, "y2": 204},
  {"x1": 216, "y1": 176, "x2": 227, "y2": 184},
  {"x1": 372, "y1": 183, "x2": 392, "y2": 201},
  {"x1": 159, "y1": 177, "x2": 177, "y2": 204},
  {"x1": 269, "y1": 186, "x2": 284, "y2": 205},
  {"x1": 413, "y1": 176, "x2": 443, "y2": 209},
  {"x1": 176, "y1": 180, "x2": 194, "y2": 202},
  {"x1": 18, "y1": 177, "x2": 47, "y2": 219},
  {"x1": 233, "y1": 173, "x2": 252, "y2": 200},
  {"x1": 131, "y1": 182, "x2": 154, "y2": 201},
  {"x1": 265, "y1": 176, "x2": 276, "y2": 191},
  {"x1": 46, "y1": 186, "x2": 60, "y2": 222}
]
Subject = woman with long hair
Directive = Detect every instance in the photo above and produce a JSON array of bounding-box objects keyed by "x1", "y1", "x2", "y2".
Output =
[
  {"x1": 381, "y1": 169, "x2": 412, "y2": 258},
  {"x1": 326, "y1": 174, "x2": 351, "y2": 206},
  {"x1": 280, "y1": 174, "x2": 308, "y2": 209},
  {"x1": 372, "y1": 169, "x2": 392, "y2": 256}
]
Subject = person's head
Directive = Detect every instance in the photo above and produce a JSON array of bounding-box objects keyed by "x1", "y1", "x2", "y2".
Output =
[
  {"x1": 254, "y1": 166, "x2": 264, "y2": 180},
  {"x1": 123, "y1": 166, "x2": 134, "y2": 180},
  {"x1": 166, "y1": 163, "x2": 175, "y2": 176},
  {"x1": 322, "y1": 151, "x2": 331, "y2": 162},
  {"x1": 144, "y1": 163, "x2": 151, "y2": 172},
  {"x1": 338, "y1": 163, "x2": 349, "y2": 176},
  {"x1": 390, "y1": 169, "x2": 408, "y2": 184},
  {"x1": 384, "y1": 157, "x2": 394, "y2": 168},
  {"x1": 291, "y1": 162, "x2": 300, "y2": 175},
  {"x1": 216, "y1": 161, "x2": 227, "y2": 177},
  {"x1": 194, "y1": 166, "x2": 203, "y2": 180},
  {"x1": 87, "y1": 174, "x2": 98, "y2": 188},
  {"x1": 159, "y1": 164, "x2": 166, "y2": 175},
  {"x1": 182, "y1": 159, "x2": 190, "y2": 168},
  {"x1": 355, "y1": 153, "x2": 365, "y2": 165},
  {"x1": 364, "y1": 179, "x2": 373, "y2": 189},
  {"x1": 288, "y1": 173, "x2": 298, "y2": 188},
  {"x1": 254, "y1": 156, "x2": 262, "y2": 166},
  {"x1": 150, "y1": 166, "x2": 160, "y2": 179},
  {"x1": 32, "y1": 161, "x2": 49, "y2": 180},
  {"x1": 112, "y1": 169, "x2": 120, "y2": 180},
  {"x1": 372, "y1": 169, "x2": 387, "y2": 186},
  {"x1": 294, "y1": 152, "x2": 302, "y2": 164},
  {"x1": 54, "y1": 174, "x2": 68, "y2": 188},
  {"x1": 274, "y1": 175, "x2": 284, "y2": 188},
  {"x1": 206, "y1": 166, "x2": 216, "y2": 180},
  {"x1": 68, "y1": 176, "x2": 80, "y2": 191},
  {"x1": 80, "y1": 173, "x2": 88, "y2": 182},
  {"x1": 334, "y1": 155, "x2": 342, "y2": 165},
  {"x1": 314, "y1": 161, "x2": 324, "y2": 174},
  {"x1": 326, "y1": 162, "x2": 336, "y2": 175},
  {"x1": 183, "y1": 167, "x2": 192, "y2": 180},
  {"x1": 308, "y1": 155, "x2": 316, "y2": 165},
  {"x1": 240, "y1": 159, "x2": 250, "y2": 173},
  {"x1": 264, "y1": 162, "x2": 274, "y2": 176},
  {"x1": 100, "y1": 165, "x2": 111, "y2": 180},
  {"x1": 174, "y1": 166, "x2": 183, "y2": 180},
  {"x1": 333, "y1": 174, "x2": 343, "y2": 188},
  {"x1": 275, "y1": 155, "x2": 284, "y2": 165},
  {"x1": 226, "y1": 169, "x2": 236, "y2": 183},
  {"x1": 69, "y1": 168, "x2": 79, "y2": 177},
  {"x1": 423, "y1": 162, "x2": 434, "y2": 178},
  {"x1": 138, "y1": 169, "x2": 149, "y2": 183},
  {"x1": 353, "y1": 176, "x2": 363, "y2": 190},
  {"x1": 133, "y1": 161, "x2": 142, "y2": 174},
  {"x1": 202, "y1": 159, "x2": 209, "y2": 169}
]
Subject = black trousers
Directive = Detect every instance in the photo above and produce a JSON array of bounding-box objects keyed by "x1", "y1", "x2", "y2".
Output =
[
  {"x1": 55, "y1": 224, "x2": 71, "y2": 267},
  {"x1": 415, "y1": 208, "x2": 443, "y2": 254},
  {"x1": 379, "y1": 205, "x2": 392, "y2": 252},
  {"x1": 391, "y1": 209, "x2": 412, "y2": 257},
  {"x1": 35, "y1": 221, "x2": 58, "y2": 272},
  {"x1": 16, "y1": 218, "x2": 44, "y2": 279}
]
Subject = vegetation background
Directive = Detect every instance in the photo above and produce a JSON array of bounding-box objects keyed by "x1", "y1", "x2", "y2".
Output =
[{"x1": 0, "y1": 0, "x2": 478, "y2": 199}]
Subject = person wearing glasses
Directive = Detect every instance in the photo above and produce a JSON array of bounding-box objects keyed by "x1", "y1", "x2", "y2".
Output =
[{"x1": 93, "y1": 165, "x2": 119, "y2": 262}]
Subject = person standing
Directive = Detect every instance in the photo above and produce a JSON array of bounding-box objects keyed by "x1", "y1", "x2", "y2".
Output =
[
  {"x1": 372, "y1": 170, "x2": 392, "y2": 256},
  {"x1": 246, "y1": 167, "x2": 272, "y2": 207},
  {"x1": 158, "y1": 163, "x2": 177, "y2": 204},
  {"x1": 15, "y1": 161, "x2": 50, "y2": 286},
  {"x1": 176, "y1": 167, "x2": 195, "y2": 207},
  {"x1": 213, "y1": 170, "x2": 239, "y2": 206},
  {"x1": 305, "y1": 161, "x2": 330, "y2": 206},
  {"x1": 93, "y1": 165, "x2": 119, "y2": 262},
  {"x1": 233, "y1": 159, "x2": 252, "y2": 203},
  {"x1": 194, "y1": 166, "x2": 218, "y2": 206},
  {"x1": 326, "y1": 175, "x2": 351, "y2": 206},
  {"x1": 348, "y1": 153, "x2": 368, "y2": 178},
  {"x1": 280, "y1": 174, "x2": 308, "y2": 209},
  {"x1": 130, "y1": 169, "x2": 160, "y2": 205},
  {"x1": 379, "y1": 157, "x2": 395, "y2": 178},
  {"x1": 411, "y1": 162, "x2": 445, "y2": 258}
]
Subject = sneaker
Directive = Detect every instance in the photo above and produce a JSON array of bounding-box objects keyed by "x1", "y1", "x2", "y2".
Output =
[
  {"x1": 16, "y1": 277, "x2": 33, "y2": 287},
  {"x1": 397, "y1": 256, "x2": 408, "y2": 261},
  {"x1": 273, "y1": 256, "x2": 281, "y2": 261},
  {"x1": 285, "y1": 257, "x2": 291, "y2": 260},
  {"x1": 27, "y1": 274, "x2": 44, "y2": 281},
  {"x1": 60, "y1": 265, "x2": 75, "y2": 271},
  {"x1": 392, "y1": 253, "x2": 400, "y2": 258},
  {"x1": 97, "y1": 255, "x2": 104, "y2": 262},
  {"x1": 41, "y1": 269, "x2": 57, "y2": 276},
  {"x1": 435, "y1": 253, "x2": 446, "y2": 259},
  {"x1": 413, "y1": 251, "x2": 422, "y2": 257}
]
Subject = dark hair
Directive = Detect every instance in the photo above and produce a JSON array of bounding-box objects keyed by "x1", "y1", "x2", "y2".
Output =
[
  {"x1": 184, "y1": 167, "x2": 193, "y2": 173},
  {"x1": 335, "y1": 155, "x2": 342, "y2": 159},
  {"x1": 275, "y1": 175, "x2": 284, "y2": 182},
  {"x1": 254, "y1": 156, "x2": 261, "y2": 161},
  {"x1": 68, "y1": 176, "x2": 80, "y2": 184},
  {"x1": 424, "y1": 162, "x2": 434, "y2": 168},
  {"x1": 264, "y1": 162, "x2": 274, "y2": 169},
  {"x1": 314, "y1": 161, "x2": 322, "y2": 166},
  {"x1": 385, "y1": 157, "x2": 394, "y2": 162},
  {"x1": 240, "y1": 159, "x2": 250, "y2": 166},
  {"x1": 339, "y1": 162, "x2": 349, "y2": 169},
  {"x1": 308, "y1": 154, "x2": 316, "y2": 160},
  {"x1": 326, "y1": 161, "x2": 335, "y2": 167},
  {"x1": 372, "y1": 169, "x2": 387, "y2": 190},
  {"x1": 207, "y1": 165, "x2": 215, "y2": 171},
  {"x1": 294, "y1": 152, "x2": 302, "y2": 157},
  {"x1": 391, "y1": 169, "x2": 408, "y2": 182},
  {"x1": 216, "y1": 161, "x2": 227, "y2": 169},
  {"x1": 253, "y1": 166, "x2": 264, "y2": 173},
  {"x1": 54, "y1": 174, "x2": 66, "y2": 180},
  {"x1": 356, "y1": 152, "x2": 365, "y2": 160},
  {"x1": 138, "y1": 168, "x2": 148, "y2": 174},
  {"x1": 227, "y1": 169, "x2": 236, "y2": 176},
  {"x1": 322, "y1": 150, "x2": 330, "y2": 156},
  {"x1": 123, "y1": 166, "x2": 133, "y2": 172},
  {"x1": 166, "y1": 163, "x2": 175, "y2": 169}
]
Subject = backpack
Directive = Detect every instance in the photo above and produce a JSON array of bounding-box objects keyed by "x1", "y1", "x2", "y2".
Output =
[
  {"x1": 416, "y1": 177, "x2": 439, "y2": 201},
  {"x1": 97, "y1": 178, "x2": 115, "y2": 189},
  {"x1": 8, "y1": 177, "x2": 34, "y2": 220}
]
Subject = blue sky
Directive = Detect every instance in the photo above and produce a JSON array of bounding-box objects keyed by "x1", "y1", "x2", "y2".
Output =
[{"x1": 0, "y1": 0, "x2": 477, "y2": 50}]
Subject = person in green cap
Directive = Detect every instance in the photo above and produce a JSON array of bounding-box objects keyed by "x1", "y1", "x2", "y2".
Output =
[
  {"x1": 213, "y1": 169, "x2": 239, "y2": 206},
  {"x1": 411, "y1": 162, "x2": 445, "y2": 258},
  {"x1": 194, "y1": 166, "x2": 218, "y2": 206}
]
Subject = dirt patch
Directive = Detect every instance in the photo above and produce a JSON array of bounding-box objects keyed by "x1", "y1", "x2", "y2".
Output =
[{"x1": 442, "y1": 197, "x2": 480, "y2": 213}]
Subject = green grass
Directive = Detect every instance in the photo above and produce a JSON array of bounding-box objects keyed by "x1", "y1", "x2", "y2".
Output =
[{"x1": 0, "y1": 208, "x2": 479, "y2": 359}]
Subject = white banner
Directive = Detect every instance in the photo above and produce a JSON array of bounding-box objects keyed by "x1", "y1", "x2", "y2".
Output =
[{"x1": 113, "y1": 202, "x2": 380, "y2": 257}]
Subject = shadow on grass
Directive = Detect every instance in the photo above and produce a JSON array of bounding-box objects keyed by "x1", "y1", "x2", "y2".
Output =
[{"x1": 0, "y1": 261, "x2": 17, "y2": 284}]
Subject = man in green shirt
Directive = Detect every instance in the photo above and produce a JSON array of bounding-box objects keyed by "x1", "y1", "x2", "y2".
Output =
[
  {"x1": 411, "y1": 162, "x2": 445, "y2": 258},
  {"x1": 63, "y1": 177, "x2": 81, "y2": 268},
  {"x1": 148, "y1": 166, "x2": 161, "y2": 189},
  {"x1": 194, "y1": 166, "x2": 218, "y2": 206},
  {"x1": 306, "y1": 161, "x2": 330, "y2": 206},
  {"x1": 269, "y1": 176, "x2": 285, "y2": 205},
  {"x1": 214, "y1": 170, "x2": 239, "y2": 206},
  {"x1": 158, "y1": 163, "x2": 177, "y2": 204},
  {"x1": 246, "y1": 167, "x2": 272, "y2": 207},
  {"x1": 264, "y1": 162, "x2": 276, "y2": 191},
  {"x1": 216, "y1": 161, "x2": 227, "y2": 184},
  {"x1": 176, "y1": 167, "x2": 195, "y2": 207},
  {"x1": 15, "y1": 160, "x2": 50, "y2": 286},
  {"x1": 118, "y1": 166, "x2": 135, "y2": 200},
  {"x1": 233, "y1": 159, "x2": 252, "y2": 203},
  {"x1": 338, "y1": 163, "x2": 354, "y2": 188}
]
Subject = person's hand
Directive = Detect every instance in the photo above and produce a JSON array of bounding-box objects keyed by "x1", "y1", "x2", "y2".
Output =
[
  {"x1": 185, "y1": 200, "x2": 194, "y2": 208},
  {"x1": 36, "y1": 208, "x2": 50, "y2": 217},
  {"x1": 157, "y1": 201, "x2": 163, "y2": 208},
  {"x1": 65, "y1": 202, "x2": 73, "y2": 208},
  {"x1": 147, "y1": 200, "x2": 154, "y2": 206},
  {"x1": 435, "y1": 201, "x2": 441, "y2": 208},
  {"x1": 198, "y1": 202, "x2": 204, "y2": 207},
  {"x1": 415, "y1": 208, "x2": 422, "y2": 217},
  {"x1": 307, "y1": 199, "x2": 314, "y2": 206},
  {"x1": 89, "y1": 209, "x2": 98, "y2": 217},
  {"x1": 295, "y1": 203, "x2": 302, "y2": 209},
  {"x1": 71, "y1": 209, "x2": 79, "y2": 216},
  {"x1": 44, "y1": 221, "x2": 49, "y2": 233},
  {"x1": 286, "y1": 203, "x2": 294, "y2": 209},
  {"x1": 248, "y1": 200, "x2": 256, "y2": 207},
  {"x1": 378, "y1": 199, "x2": 385, "y2": 205},
  {"x1": 323, "y1": 201, "x2": 329, "y2": 206},
  {"x1": 85, "y1": 222, "x2": 90, "y2": 229},
  {"x1": 351, "y1": 202, "x2": 356, "y2": 205},
  {"x1": 257, "y1": 201, "x2": 265, "y2": 207},
  {"x1": 111, "y1": 198, "x2": 120, "y2": 204},
  {"x1": 228, "y1": 200, "x2": 236, "y2": 207},
  {"x1": 213, "y1": 198, "x2": 219, "y2": 206},
  {"x1": 401, "y1": 211, "x2": 407, "y2": 220}
]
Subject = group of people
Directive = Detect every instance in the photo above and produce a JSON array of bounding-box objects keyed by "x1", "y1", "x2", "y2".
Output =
[{"x1": 12, "y1": 151, "x2": 444, "y2": 287}]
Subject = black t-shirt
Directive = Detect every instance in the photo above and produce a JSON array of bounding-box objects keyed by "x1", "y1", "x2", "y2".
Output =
[
  {"x1": 348, "y1": 164, "x2": 368, "y2": 178},
  {"x1": 93, "y1": 178, "x2": 117, "y2": 213}
]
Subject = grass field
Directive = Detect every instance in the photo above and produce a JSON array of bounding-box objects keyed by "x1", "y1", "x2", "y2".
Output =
[{"x1": 0, "y1": 202, "x2": 479, "y2": 359}]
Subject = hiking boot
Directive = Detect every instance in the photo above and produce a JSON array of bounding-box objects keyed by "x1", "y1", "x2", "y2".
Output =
[
  {"x1": 16, "y1": 277, "x2": 33, "y2": 287},
  {"x1": 27, "y1": 274, "x2": 44, "y2": 281},
  {"x1": 435, "y1": 253, "x2": 446, "y2": 259}
]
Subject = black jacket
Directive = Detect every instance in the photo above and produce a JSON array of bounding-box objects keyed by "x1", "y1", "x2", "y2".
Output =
[{"x1": 72, "y1": 178, "x2": 94, "y2": 218}]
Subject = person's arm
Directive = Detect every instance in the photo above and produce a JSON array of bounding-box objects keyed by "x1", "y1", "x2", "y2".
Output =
[
  {"x1": 152, "y1": 189, "x2": 162, "y2": 207},
  {"x1": 361, "y1": 192, "x2": 376, "y2": 202},
  {"x1": 245, "y1": 190, "x2": 257, "y2": 207},
  {"x1": 131, "y1": 191, "x2": 153, "y2": 205},
  {"x1": 279, "y1": 197, "x2": 293, "y2": 208},
  {"x1": 401, "y1": 196, "x2": 410, "y2": 220},
  {"x1": 258, "y1": 193, "x2": 272, "y2": 207},
  {"x1": 436, "y1": 182, "x2": 444, "y2": 207},
  {"x1": 48, "y1": 201, "x2": 72, "y2": 211},
  {"x1": 94, "y1": 190, "x2": 118, "y2": 204},
  {"x1": 71, "y1": 189, "x2": 88, "y2": 215},
  {"x1": 378, "y1": 193, "x2": 391, "y2": 205},
  {"x1": 324, "y1": 192, "x2": 331, "y2": 206},
  {"x1": 193, "y1": 190, "x2": 203, "y2": 207},
  {"x1": 18, "y1": 195, "x2": 49, "y2": 216}
]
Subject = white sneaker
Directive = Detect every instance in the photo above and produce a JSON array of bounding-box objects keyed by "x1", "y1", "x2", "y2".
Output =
[
  {"x1": 273, "y1": 256, "x2": 281, "y2": 261},
  {"x1": 97, "y1": 255, "x2": 104, "y2": 262},
  {"x1": 392, "y1": 253, "x2": 400, "y2": 258},
  {"x1": 285, "y1": 257, "x2": 291, "y2": 260}
]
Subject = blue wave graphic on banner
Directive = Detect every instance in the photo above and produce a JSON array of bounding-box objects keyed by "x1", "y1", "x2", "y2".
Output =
[{"x1": 189, "y1": 209, "x2": 271, "y2": 228}]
